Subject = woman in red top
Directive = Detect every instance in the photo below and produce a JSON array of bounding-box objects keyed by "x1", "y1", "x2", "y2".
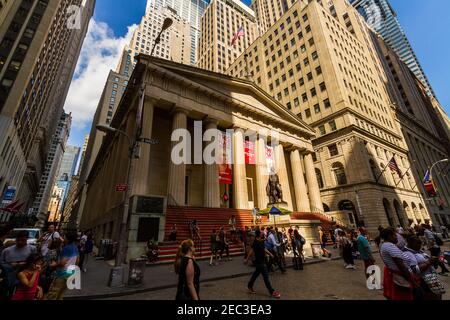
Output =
[{"x1": 11, "y1": 254, "x2": 44, "y2": 300}]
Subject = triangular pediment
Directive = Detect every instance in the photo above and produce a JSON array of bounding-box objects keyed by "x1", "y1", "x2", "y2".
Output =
[{"x1": 147, "y1": 57, "x2": 315, "y2": 137}]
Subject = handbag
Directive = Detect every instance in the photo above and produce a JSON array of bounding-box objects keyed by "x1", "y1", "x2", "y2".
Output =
[
  {"x1": 422, "y1": 271, "x2": 446, "y2": 295},
  {"x1": 392, "y1": 273, "x2": 411, "y2": 288}
]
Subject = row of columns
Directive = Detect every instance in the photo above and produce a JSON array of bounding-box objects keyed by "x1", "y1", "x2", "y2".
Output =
[{"x1": 142, "y1": 105, "x2": 323, "y2": 213}]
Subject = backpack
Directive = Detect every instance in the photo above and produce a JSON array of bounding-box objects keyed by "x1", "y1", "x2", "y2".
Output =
[
  {"x1": 299, "y1": 235, "x2": 306, "y2": 245},
  {"x1": 0, "y1": 263, "x2": 17, "y2": 300}
]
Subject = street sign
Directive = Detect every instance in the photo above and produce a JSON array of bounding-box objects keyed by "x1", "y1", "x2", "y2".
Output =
[
  {"x1": 138, "y1": 138, "x2": 160, "y2": 145},
  {"x1": 2, "y1": 186, "x2": 16, "y2": 204},
  {"x1": 116, "y1": 184, "x2": 128, "y2": 192}
]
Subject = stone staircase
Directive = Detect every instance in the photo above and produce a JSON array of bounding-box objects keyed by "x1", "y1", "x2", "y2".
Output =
[{"x1": 151, "y1": 206, "x2": 346, "y2": 265}]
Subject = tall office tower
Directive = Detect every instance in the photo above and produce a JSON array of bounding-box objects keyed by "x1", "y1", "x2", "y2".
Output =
[
  {"x1": 46, "y1": 145, "x2": 80, "y2": 223},
  {"x1": 251, "y1": 0, "x2": 300, "y2": 34},
  {"x1": 32, "y1": 112, "x2": 71, "y2": 227},
  {"x1": 0, "y1": 0, "x2": 95, "y2": 216},
  {"x1": 349, "y1": 0, "x2": 434, "y2": 98},
  {"x1": 128, "y1": 4, "x2": 193, "y2": 66},
  {"x1": 229, "y1": 0, "x2": 434, "y2": 232},
  {"x1": 372, "y1": 33, "x2": 450, "y2": 226},
  {"x1": 197, "y1": 0, "x2": 257, "y2": 73},
  {"x1": 77, "y1": 135, "x2": 89, "y2": 176},
  {"x1": 147, "y1": 0, "x2": 210, "y2": 65}
]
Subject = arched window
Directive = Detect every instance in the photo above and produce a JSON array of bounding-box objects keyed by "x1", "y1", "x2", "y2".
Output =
[
  {"x1": 332, "y1": 162, "x2": 347, "y2": 185},
  {"x1": 323, "y1": 203, "x2": 331, "y2": 212},
  {"x1": 315, "y1": 168, "x2": 324, "y2": 189}
]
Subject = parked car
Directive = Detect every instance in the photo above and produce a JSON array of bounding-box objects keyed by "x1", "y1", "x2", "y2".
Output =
[{"x1": 4, "y1": 228, "x2": 41, "y2": 247}]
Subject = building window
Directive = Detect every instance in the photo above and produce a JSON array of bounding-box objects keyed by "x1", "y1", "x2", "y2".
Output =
[
  {"x1": 314, "y1": 104, "x2": 320, "y2": 113},
  {"x1": 332, "y1": 162, "x2": 347, "y2": 185},
  {"x1": 305, "y1": 109, "x2": 311, "y2": 118},
  {"x1": 328, "y1": 144, "x2": 339, "y2": 157},
  {"x1": 316, "y1": 168, "x2": 324, "y2": 189},
  {"x1": 320, "y1": 82, "x2": 327, "y2": 92},
  {"x1": 329, "y1": 120, "x2": 337, "y2": 131},
  {"x1": 324, "y1": 98, "x2": 331, "y2": 108},
  {"x1": 319, "y1": 125, "x2": 326, "y2": 136}
]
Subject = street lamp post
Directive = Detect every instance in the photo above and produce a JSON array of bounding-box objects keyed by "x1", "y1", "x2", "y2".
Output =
[{"x1": 97, "y1": 17, "x2": 173, "y2": 288}]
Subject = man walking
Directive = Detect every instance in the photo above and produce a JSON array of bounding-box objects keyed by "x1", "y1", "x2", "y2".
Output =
[
  {"x1": 0, "y1": 231, "x2": 37, "y2": 270},
  {"x1": 247, "y1": 230, "x2": 281, "y2": 299},
  {"x1": 356, "y1": 227, "x2": 375, "y2": 279},
  {"x1": 266, "y1": 228, "x2": 286, "y2": 273}
]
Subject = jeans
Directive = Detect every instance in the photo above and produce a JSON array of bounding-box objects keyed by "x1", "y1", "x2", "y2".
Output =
[{"x1": 248, "y1": 263, "x2": 274, "y2": 295}]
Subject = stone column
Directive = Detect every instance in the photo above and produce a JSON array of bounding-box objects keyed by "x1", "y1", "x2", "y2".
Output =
[
  {"x1": 304, "y1": 153, "x2": 324, "y2": 213},
  {"x1": 203, "y1": 119, "x2": 220, "y2": 208},
  {"x1": 133, "y1": 99, "x2": 154, "y2": 196},
  {"x1": 233, "y1": 128, "x2": 249, "y2": 209},
  {"x1": 167, "y1": 108, "x2": 188, "y2": 206},
  {"x1": 290, "y1": 149, "x2": 311, "y2": 212},
  {"x1": 255, "y1": 137, "x2": 269, "y2": 209},
  {"x1": 275, "y1": 144, "x2": 293, "y2": 211}
]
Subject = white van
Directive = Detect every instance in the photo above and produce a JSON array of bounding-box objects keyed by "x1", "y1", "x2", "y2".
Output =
[{"x1": 4, "y1": 228, "x2": 41, "y2": 247}]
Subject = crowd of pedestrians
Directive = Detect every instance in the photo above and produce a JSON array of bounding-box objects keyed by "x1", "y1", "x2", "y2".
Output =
[
  {"x1": 378, "y1": 224, "x2": 448, "y2": 300},
  {"x1": 0, "y1": 223, "x2": 93, "y2": 300}
]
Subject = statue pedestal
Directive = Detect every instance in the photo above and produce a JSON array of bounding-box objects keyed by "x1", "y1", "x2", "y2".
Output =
[{"x1": 267, "y1": 202, "x2": 291, "y2": 226}]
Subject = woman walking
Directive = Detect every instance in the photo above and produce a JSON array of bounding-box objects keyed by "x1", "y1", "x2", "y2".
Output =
[
  {"x1": 339, "y1": 231, "x2": 355, "y2": 269},
  {"x1": 209, "y1": 229, "x2": 218, "y2": 266},
  {"x1": 380, "y1": 227, "x2": 416, "y2": 300},
  {"x1": 175, "y1": 240, "x2": 200, "y2": 301}
]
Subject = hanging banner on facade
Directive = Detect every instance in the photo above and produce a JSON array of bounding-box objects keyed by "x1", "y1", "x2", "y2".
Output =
[
  {"x1": 244, "y1": 140, "x2": 256, "y2": 165},
  {"x1": 219, "y1": 131, "x2": 232, "y2": 185},
  {"x1": 266, "y1": 146, "x2": 276, "y2": 175}
]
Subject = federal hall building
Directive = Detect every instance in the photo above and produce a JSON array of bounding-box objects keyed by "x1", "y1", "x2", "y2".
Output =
[{"x1": 80, "y1": 56, "x2": 325, "y2": 257}]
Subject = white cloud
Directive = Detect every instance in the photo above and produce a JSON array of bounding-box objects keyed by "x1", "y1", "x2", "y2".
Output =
[{"x1": 64, "y1": 19, "x2": 137, "y2": 130}]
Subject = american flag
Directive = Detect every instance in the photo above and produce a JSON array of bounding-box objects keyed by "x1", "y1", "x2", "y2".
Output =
[
  {"x1": 388, "y1": 157, "x2": 402, "y2": 176},
  {"x1": 231, "y1": 26, "x2": 244, "y2": 46}
]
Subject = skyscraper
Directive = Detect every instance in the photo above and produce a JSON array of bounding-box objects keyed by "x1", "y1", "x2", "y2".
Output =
[
  {"x1": 197, "y1": 0, "x2": 258, "y2": 73},
  {"x1": 147, "y1": 0, "x2": 209, "y2": 65},
  {"x1": 229, "y1": 0, "x2": 435, "y2": 231},
  {"x1": 32, "y1": 111, "x2": 71, "y2": 227},
  {"x1": 251, "y1": 0, "x2": 300, "y2": 34},
  {"x1": 126, "y1": 4, "x2": 193, "y2": 67},
  {"x1": 0, "y1": 0, "x2": 95, "y2": 217},
  {"x1": 349, "y1": 0, "x2": 434, "y2": 97}
]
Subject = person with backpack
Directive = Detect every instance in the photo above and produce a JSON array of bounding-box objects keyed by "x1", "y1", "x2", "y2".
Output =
[
  {"x1": 38, "y1": 224, "x2": 63, "y2": 262},
  {"x1": 421, "y1": 224, "x2": 449, "y2": 276},
  {"x1": 247, "y1": 230, "x2": 281, "y2": 299},
  {"x1": 11, "y1": 254, "x2": 44, "y2": 300}
]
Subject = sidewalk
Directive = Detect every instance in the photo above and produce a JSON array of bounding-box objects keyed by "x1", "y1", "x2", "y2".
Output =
[{"x1": 65, "y1": 246, "x2": 346, "y2": 300}]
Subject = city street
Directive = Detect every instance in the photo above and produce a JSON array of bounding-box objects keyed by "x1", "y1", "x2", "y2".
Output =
[{"x1": 106, "y1": 255, "x2": 450, "y2": 300}]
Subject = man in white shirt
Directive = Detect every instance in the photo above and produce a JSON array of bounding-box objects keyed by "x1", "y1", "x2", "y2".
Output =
[{"x1": 39, "y1": 224, "x2": 61, "y2": 259}]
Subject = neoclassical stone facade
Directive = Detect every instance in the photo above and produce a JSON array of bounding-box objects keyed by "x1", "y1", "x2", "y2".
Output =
[{"x1": 80, "y1": 56, "x2": 323, "y2": 258}]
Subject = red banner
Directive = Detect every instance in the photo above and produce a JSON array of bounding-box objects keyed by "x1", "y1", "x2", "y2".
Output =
[
  {"x1": 219, "y1": 131, "x2": 232, "y2": 185},
  {"x1": 244, "y1": 140, "x2": 255, "y2": 165}
]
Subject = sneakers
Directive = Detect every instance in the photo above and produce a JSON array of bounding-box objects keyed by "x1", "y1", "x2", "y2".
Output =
[
  {"x1": 345, "y1": 265, "x2": 356, "y2": 270},
  {"x1": 248, "y1": 287, "x2": 257, "y2": 294},
  {"x1": 272, "y1": 291, "x2": 281, "y2": 299}
]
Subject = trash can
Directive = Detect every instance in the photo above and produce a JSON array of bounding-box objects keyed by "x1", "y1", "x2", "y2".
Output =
[
  {"x1": 310, "y1": 243, "x2": 323, "y2": 259},
  {"x1": 128, "y1": 258, "x2": 147, "y2": 286}
]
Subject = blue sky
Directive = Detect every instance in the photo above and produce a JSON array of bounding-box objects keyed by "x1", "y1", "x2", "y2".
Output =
[{"x1": 66, "y1": 0, "x2": 450, "y2": 148}]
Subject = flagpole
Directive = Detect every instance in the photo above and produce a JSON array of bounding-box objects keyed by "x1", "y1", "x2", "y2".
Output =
[
  {"x1": 375, "y1": 162, "x2": 389, "y2": 184},
  {"x1": 395, "y1": 166, "x2": 411, "y2": 187}
]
